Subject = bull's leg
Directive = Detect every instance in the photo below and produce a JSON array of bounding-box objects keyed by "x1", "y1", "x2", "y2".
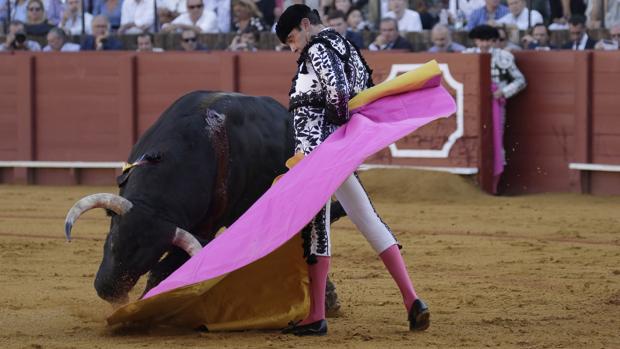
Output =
[
  {"x1": 141, "y1": 248, "x2": 190, "y2": 298},
  {"x1": 325, "y1": 276, "x2": 342, "y2": 317}
]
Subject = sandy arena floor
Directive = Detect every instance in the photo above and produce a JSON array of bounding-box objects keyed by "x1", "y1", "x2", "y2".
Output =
[{"x1": 0, "y1": 169, "x2": 619, "y2": 348}]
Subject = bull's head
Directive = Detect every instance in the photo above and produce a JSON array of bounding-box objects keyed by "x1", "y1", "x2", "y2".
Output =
[{"x1": 64, "y1": 193, "x2": 202, "y2": 304}]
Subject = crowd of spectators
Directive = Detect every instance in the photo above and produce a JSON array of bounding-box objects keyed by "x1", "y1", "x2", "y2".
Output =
[{"x1": 0, "y1": 0, "x2": 619, "y2": 52}]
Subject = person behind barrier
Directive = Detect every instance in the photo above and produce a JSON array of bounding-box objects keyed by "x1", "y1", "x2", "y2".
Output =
[
  {"x1": 24, "y1": 0, "x2": 55, "y2": 35},
  {"x1": 80, "y1": 15, "x2": 124, "y2": 50},
  {"x1": 179, "y1": 28, "x2": 208, "y2": 50},
  {"x1": 136, "y1": 31, "x2": 164, "y2": 51},
  {"x1": 466, "y1": 0, "x2": 509, "y2": 30},
  {"x1": 162, "y1": 0, "x2": 218, "y2": 33},
  {"x1": 427, "y1": 23, "x2": 465, "y2": 52},
  {"x1": 92, "y1": 0, "x2": 123, "y2": 31},
  {"x1": 561, "y1": 14, "x2": 596, "y2": 49},
  {"x1": 43, "y1": 26, "x2": 81, "y2": 51},
  {"x1": 326, "y1": 9, "x2": 364, "y2": 48},
  {"x1": 464, "y1": 25, "x2": 526, "y2": 194},
  {"x1": 594, "y1": 24, "x2": 620, "y2": 50},
  {"x1": 60, "y1": 0, "x2": 93, "y2": 35},
  {"x1": 383, "y1": 0, "x2": 422, "y2": 32},
  {"x1": 521, "y1": 23, "x2": 556, "y2": 50},
  {"x1": 0, "y1": 20, "x2": 42, "y2": 51},
  {"x1": 496, "y1": 0, "x2": 543, "y2": 30},
  {"x1": 368, "y1": 17, "x2": 412, "y2": 50},
  {"x1": 118, "y1": 0, "x2": 155, "y2": 34},
  {"x1": 275, "y1": 4, "x2": 430, "y2": 336}
]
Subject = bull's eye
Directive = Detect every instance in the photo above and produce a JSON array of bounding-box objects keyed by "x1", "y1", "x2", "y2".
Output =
[{"x1": 105, "y1": 209, "x2": 117, "y2": 217}]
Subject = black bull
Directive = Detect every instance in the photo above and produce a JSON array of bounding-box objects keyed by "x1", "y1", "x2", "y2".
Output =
[{"x1": 64, "y1": 91, "x2": 345, "y2": 306}]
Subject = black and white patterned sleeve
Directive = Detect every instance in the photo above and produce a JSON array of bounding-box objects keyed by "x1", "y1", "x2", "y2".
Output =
[{"x1": 307, "y1": 43, "x2": 350, "y2": 125}]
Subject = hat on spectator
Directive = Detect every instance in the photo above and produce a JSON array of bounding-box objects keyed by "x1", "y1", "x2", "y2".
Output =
[
  {"x1": 276, "y1": 4, "x2": 320, "y2": 43},
  {"x1": 468, "y1": 25, "x2": 500, "y2": 40}
]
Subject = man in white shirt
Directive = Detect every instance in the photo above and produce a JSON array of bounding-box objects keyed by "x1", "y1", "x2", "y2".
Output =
[
  {"x1": 60, "y1": 0, "x2": 93, "y2": 35},
  {"x1": 383, "y1": 0, "x2": 422, "y2": 32},
  {"x1": 162, "y1": 0, "x2": 218, "y2": 33},
  {"x1": 496, "y1": 0, "x2": 543, "y2": 30},
  {"x1": 43, "y1": 27, "x2": 81, "y2": 51},
  {"x1": 119, "y1": 0, "x2": 155, "y2": 34}
]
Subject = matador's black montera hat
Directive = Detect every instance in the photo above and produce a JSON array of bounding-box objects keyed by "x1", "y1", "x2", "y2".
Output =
[
  {"x1": 276, "y1": 4, "x2": 319, "y2": 44},
  {"x1": 468, "y1": 25, "x2": 500, "y2": 40}
]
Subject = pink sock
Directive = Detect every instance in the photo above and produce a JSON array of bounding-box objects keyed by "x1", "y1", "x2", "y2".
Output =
[
  {"x1": 380, "y1": 244, "x2": 418, "y2": 312},
  {"x1": 300, "y1": 256, "x2": 330, "y2": 325}
]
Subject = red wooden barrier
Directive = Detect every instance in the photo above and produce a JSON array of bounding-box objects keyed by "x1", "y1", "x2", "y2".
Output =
[{"x1": 0, "y1": 51, "x2": 618, "y2": 195}]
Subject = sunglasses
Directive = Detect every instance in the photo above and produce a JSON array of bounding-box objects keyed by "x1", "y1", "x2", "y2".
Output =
[
  {"x1": 183, "y1": 37, "x2": 197, "y2": 43},
  {"x1": 612, "y1": 34, "x2": 620, "y2": 38},
  {"x1": 28, "y1": 6, "x2": 42, "y2": 11},
  {"x1": 188, "y1": 4, "x2": 203, "y2": 9}
]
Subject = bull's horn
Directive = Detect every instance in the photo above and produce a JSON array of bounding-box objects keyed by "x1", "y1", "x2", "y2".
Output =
[
  {"x1": 64, "y1": 193, "x2": 133, "y2": 241},
  {"x1": 172, "y1": 227, "x2": 202, "y2": 256}
]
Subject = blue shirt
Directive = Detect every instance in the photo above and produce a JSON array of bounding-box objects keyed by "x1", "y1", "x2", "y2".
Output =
[{"x1": 466, "y1": 5, "x2": 510, "y2": 30}]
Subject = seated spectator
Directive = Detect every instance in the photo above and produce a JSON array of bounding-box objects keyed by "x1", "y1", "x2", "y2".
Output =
[
  {"x1": 179, "y1": 28, "x2": 208, "y2": 50},
  {"x1": 43, "y1": 27, "x2": 80, "y2": 51},
  {"x1": 327, "y1": 10, "x2": 364, "y2": 48},
  {"x1": 384, "y1": 0, "x2": 422, "y2": 32},
  {"x1": 93, "y1": 0, "x2": 123, "y2": 31},
  {"x1": 119, "y1": 0, "x2": 155, "y2": 34},
  {"x1": 561, "y1": 14, "x2": 596, "y2": 50},
  {"x1": 521, "y1": 23, "x2": 556, "y2": 50},
  {"x1": 228, "y1": 25, "x2": 260, "y2": 51},
  {"x1": 232, "y1": 0, "x2": 267, "y2": 33},
  {"x1": 427, "y1": 23, "x2": 465, "y2": 52},
  {"x1": 594, "y1": 24, "x2": 620, "y2": 50},
  {"x1": 80, "y1": 15, "x2": 123, "y2": 50},
  {"x1": 162, "y1": 0, "x2": 218, "y2": 33},
  {"x1": 24, "y1": 0, "x2": 56, "y2": 35},
  {"x1": 136, "y1": 31, "x2": 164, "y2": 51},
  {"x1": 495, "y1": 25, "x2": 521, "y2": 51},
  {"x1": 368, "y1": 17, "x2": 412, "y2": 50},
  {"x1": 496, "y1": 0, "x2": 543, "y2": 30},
  {"x1": 466, "y1": 0, "x2": 509, "y2": 30},
  {"x1": 61, "y1": 0, "x2": 93, "y2": 35},
  {"x1": 346, "y1": 7, "x2": 371, "y2": 31},
  {"x1": 0, "y1": 20, "x2": 42, "y2": 51}
]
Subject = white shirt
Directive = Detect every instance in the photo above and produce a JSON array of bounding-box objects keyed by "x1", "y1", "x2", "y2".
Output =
[
  {"x1": 63, "y1": 12, "x2": 93, "y2": 35},
  {"x1": 384, "y1": 9, "x2": 423, "y2": 32},
  {"x1": 449, "y1": 0, "x2": 485, "y2": 18},
  {"x1": 206, "y1": 0, "x2": 231, "y2": 34},
  {"x1": 574, "y1": 33, "x2": 590, "y2": 50},
  {"x1": 121, "y1": 0, "x2": 155, "y2": 29},
  {"x1": 496, "y1": 8, "x2": 543, "y2": 30},
  {"x1": 171, "y1": 10, "x2": 218, "y2": 33},
  {"x1": 43, "y1": 42, "x2": 81, "y2": 52}
]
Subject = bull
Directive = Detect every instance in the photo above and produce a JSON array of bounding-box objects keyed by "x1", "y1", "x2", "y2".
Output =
[{"x1": 64, "y1": 91, "x2": 344, "y2": 309}]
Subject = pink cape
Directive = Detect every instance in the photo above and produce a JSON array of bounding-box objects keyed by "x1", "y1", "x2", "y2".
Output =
[{"x1": 141, "y1": 74, "x2": 456, "y2": 300}]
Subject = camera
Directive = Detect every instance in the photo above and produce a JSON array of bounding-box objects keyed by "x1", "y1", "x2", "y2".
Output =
[{"x1": 11, "y1": 31, "x2": 28, "y2": 49}]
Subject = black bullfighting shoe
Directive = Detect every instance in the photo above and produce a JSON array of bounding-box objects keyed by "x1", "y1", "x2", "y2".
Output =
[
  {"x1": 408, "y1": 299, "x2": 430, "y2": 331},
  {"x1": 281, "y1": 319, "x2": 328, "y2": 336}
]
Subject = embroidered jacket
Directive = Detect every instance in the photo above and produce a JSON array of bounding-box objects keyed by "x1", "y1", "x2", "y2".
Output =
[
  {"x1": 289, "y1": 28, "x2": 373, "y2": 155},
  {"x1": 463, "y1": 47, "x2": 527, "y2": 99}
]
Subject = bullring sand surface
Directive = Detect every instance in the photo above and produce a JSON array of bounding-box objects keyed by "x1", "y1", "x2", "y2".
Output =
[{"x1": 1, "y1": 169, "x2": 619, "y2": 348}]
